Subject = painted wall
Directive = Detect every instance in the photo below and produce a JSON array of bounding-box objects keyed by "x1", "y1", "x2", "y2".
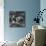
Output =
[
  {"x1": 0, "y1": 0, "x2": 4, "y2": 42},
  {"x1": 40, "y1": 0, "x2": 46, "y2": 45},
  {"x1": 4, "y1": 0, "x2": 40, "y2": 42},
  {"x1": 40, "y1": 0, "x2": 46, "y2": 27}
]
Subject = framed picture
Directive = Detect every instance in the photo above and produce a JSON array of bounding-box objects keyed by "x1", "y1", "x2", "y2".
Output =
[{"x1": 9, "y1": 11, "x2": 25, "y2": 27}]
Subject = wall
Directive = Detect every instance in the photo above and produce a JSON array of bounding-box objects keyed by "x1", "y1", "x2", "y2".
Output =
[
  {"x1": 40, "y1": 0, "x2": 46, "y2": 45},
  {"x1": 40, "y1": 0, "x2": 46, "y2": 27},
  {"x1": 4, "y1": 0, "x2": 40, "y2": 42},
  {"x1": 0, "y1": 0, "x2": 4, "y2": 42}
]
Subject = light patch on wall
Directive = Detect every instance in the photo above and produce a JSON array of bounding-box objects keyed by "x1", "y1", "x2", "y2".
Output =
[
  {"x1": 0, "y1": 7, "x2": 4, "y2": 42},
  {"x1": 0, "y1": 0, "x2": 4, "y2": 7}
]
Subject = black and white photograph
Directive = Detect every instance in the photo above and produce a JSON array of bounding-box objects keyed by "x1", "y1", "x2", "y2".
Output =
[{"x1": 9, "y1": 11, "x2": 25, "y2": 27}]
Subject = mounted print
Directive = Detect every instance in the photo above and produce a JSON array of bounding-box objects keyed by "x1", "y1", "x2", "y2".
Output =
[{"x1": 9, "y1": 11, "x2": 25, "y2": 27}]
